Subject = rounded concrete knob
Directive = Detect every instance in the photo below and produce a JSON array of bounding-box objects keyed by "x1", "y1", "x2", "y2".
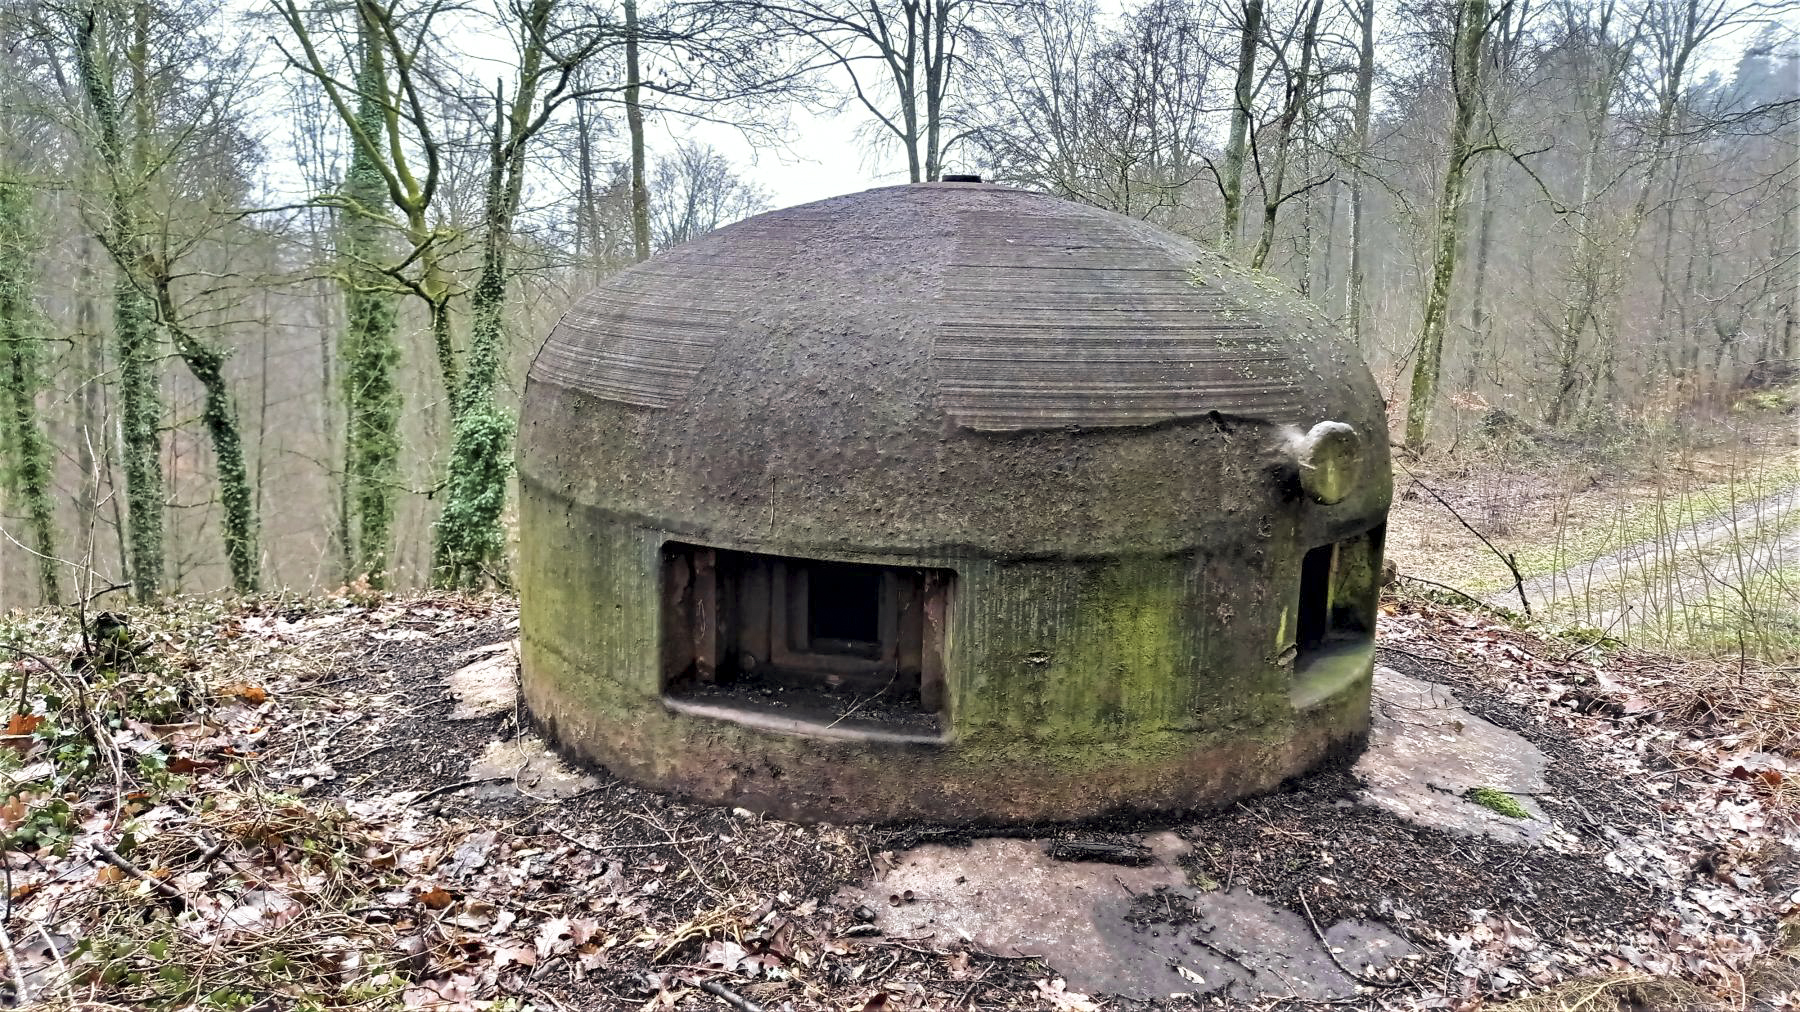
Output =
[{"x1": 1295, "y1": 421, "x2": 1361, "y2": 504}]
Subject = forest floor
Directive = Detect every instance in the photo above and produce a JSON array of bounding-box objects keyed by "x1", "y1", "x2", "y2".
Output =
[
  {"x1": 1384, "y1": 406, "x2": 1800, "y2": 659},
  {"x1": 0, "y1": 590, "x2": 1795, "y2": 1012}
]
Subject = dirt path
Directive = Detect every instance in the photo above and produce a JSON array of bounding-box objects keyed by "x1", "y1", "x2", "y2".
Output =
[{"x1": 1486, "y1": 482, "x2": 1800, "y2": 620}]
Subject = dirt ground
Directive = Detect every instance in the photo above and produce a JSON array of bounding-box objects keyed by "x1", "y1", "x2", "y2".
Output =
[{"x1": 0, "y1": 590, "x2": 1795, "y2": 1011}]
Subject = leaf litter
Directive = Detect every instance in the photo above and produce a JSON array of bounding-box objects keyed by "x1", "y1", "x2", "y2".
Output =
[{"x1": 0, "y1": 591, "x2": 1791, "y2": 1010}]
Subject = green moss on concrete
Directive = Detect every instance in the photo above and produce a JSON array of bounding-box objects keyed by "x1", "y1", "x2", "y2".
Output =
[
  {"x1": 518, "y1": 475, "x2": 1378, "y2": 822},
  {"x1": 1466, "y1": 787, "x2": 1530, "y2": 819}
]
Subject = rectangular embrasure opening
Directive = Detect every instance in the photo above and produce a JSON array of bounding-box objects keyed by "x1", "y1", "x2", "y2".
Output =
[
  {"x1": 1295, "y1": 526, "x2": 1383, "y2": 672},
  {"x1": 661, "y1": 542, "x2": 952, "y2": 738}
]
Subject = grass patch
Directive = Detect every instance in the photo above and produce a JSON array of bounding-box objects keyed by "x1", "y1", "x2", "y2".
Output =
[
  {"x1": 1487, "y1": 972, "x2": 1718, "y2": 1011},
  {"x1": 1511, "y1": 455, "x2": 1800, "y2": 588},
  {"x1": 1465, "y1": 787, "x2": 1531, "y2": 820},
  {"x1": 1535, "y1": 503, "x2": 1800, "y2": 661},
  {"x1": 1639, "y1": 563, "x2": 1800, "y2": 661}
]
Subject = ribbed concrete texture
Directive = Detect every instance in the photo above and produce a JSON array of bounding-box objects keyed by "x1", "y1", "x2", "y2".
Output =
[{"x1": 518, "y1": 181, "x2": 1392, "y2": 823}]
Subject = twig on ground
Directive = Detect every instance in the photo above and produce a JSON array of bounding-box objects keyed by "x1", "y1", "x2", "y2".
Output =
[
  {"x1": 1397, "y1": 463, "x2": 1533, "y2": 616},
  {"x1": 1045, "y1": 839, "x2": 1152, "y2": 866},
  {"x1": 1296, "y1": 888, "x2": 1404, "y2": 989},
  {"x1": 1374, "y1": 644, "x2": 1466, "y2": 669},
  {"x1": 1397, "y1": 574, "x2": 1510, "y2": 616},
  {"x1": 699, "y1": 978, "x2": 764, "y2": 1012},
  {"x1": 336, "y1": 741, "x2": 400, "y2": 766},
  {"x1": 1190, "y1": 934, "x2": 1259, "y2": 977},
  {"x1": 547, "y1": 825, "x2": 712, "y2": 852},
  {"x1": 0, "y1": 917, "x2": 32, "y2": 1003},
  {"x1": 411, "y1": 777, "x2": 508, "y2": 805},
  {"x1": 91, "y1": 841, "x2": 185, "y2": 903}
]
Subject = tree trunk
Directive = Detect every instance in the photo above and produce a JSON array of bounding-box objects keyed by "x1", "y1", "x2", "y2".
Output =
[
  {"x1": 434, "y1": 2, "x2": 553, "y2": 587},
  {"x1": 1219, "y1": 0, "x2": 1262, "y2": 252},
  {"x1": 1545, "y1": 98, "x2": 1608, "y2": 426},
  {"x1": 923, "y1": 0, "x2": 946, "y2": 180},
  {"x1": 1403, "y1": 0, "x2": 1488, "y2": 452},
  {"x1": 165, "y1": 325, "x2": 259, "y2": 592},
  {"x1": 340, "y1": 7, "x2": 404, "y2": 586},
  {"x1": 436, "y1": 100, "x2": 517, "y2": 588},
  {"x1": 1347, "y1": 0, "x2": 1374, "y2": 349},
  {"x1": 73, "y1": 236, "x2": 127, "y2": 584},
  {"x1": 1463, "y1": 160, "x2": 1496, "y2": 390},
  {"x1": 575, "y1": 96, "x2": 599, "y2": 275},
  {"x1": 0, "y1": 178, "x2": 62, "y2": 604},
  {"x1": 77, "y1": 6, "x2": 165, "y2": 600},
  {"x1": 624, "y1": 0, "x2": 651, "y2": 262}
]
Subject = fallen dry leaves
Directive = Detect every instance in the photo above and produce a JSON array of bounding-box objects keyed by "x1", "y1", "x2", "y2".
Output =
[{"x1": 0, "y1": 591, "x2": 1791, "y2": 1011}]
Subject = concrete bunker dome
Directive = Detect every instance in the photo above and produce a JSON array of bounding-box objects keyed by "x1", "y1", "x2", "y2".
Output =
[{"x1": 518, "y1": 180, "x2": 1392, "y2": 824}]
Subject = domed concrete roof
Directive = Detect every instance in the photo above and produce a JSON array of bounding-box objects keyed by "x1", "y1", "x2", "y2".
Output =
[{"x1": 521, "y1": 181, "x2": 1388, "y2": 559}]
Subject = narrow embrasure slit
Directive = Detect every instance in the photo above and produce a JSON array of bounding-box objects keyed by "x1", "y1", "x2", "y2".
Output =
[{"x1": 1295, "y1": 526, "x2": 1383, "y2": 671}]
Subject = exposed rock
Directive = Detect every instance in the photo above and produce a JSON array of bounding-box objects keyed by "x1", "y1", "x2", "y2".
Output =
[
  {"x1": 465, "y1": 735, "x2": 598, "y2": 799},
  {"x1": 1356, "y1": 666, "x2": 1563, "y2": 846},
  {"x1": 841, "y1": 833, "x2": 1409, "y2": 1002},
  {"x1": 446, "y1": 641, "x2": 518, "y2": 720}
]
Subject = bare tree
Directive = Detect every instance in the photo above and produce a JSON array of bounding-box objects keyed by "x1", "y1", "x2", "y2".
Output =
[
  {"x1": 1404, "y1": 0, "x2": 1497, "y2": 451},
  {"x1": 965, "y1": 0, "x2": 1215, "y2": 223},
  {"x1": 743, "y1": 0, "x2": 999, "y2": 182},
  {"x1": 1245, "y1": 0, "x2": 1334, "y2": 271},
  {"x1": 650, "y1": 140, "x2": 770, "y2": 249}
]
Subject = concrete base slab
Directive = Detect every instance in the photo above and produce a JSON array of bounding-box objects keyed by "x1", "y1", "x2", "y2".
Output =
[
  {"x1": 466, "y1": 735, "x2": 598, "y2": 799},
  {"x1": 1356, "y1": 666, "x2": 1557, "y2": 845},
  {"x1": 447, "y1": 641, "x2": 518, "y2": 720},
  {"x1": 841, "y1": 833, "x2": 1408, "y2": 1002}
]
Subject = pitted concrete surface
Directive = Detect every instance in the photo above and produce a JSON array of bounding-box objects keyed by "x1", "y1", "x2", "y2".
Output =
[
  {"x1": 446, "y1": 641, "x2": 518, "y2": 720},
  {"x1": 841, "y1": 833, "x2": 1408, "y2": 1001},
  {"x1": 1356, "y1": 666, "x2": 1555, "y2": 844},
  {"x1": 466, "y1": 735, "x2": 598, "y2": 799}
]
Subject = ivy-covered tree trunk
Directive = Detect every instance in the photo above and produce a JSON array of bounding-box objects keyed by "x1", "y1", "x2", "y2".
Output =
[
  {"x1": 162, "y1": 322, "x2": 259, "y2": 592},
  {"x1": 81, "y1": 3, "x2": 259, "y2": 595},
  {"x1": 432, "y1": 136, "x2": 518, "y2": 589},
  {"x1": 433, "y1": 0, "x2": 553, "y2": 587},
  {"x1": 77, "y1": 7, "x2": 164, "y2": 601},
  {"x1": 0, "y1": 178, "x2": 63, "y2": 604},
  {"x1": 339, "y1": 8, "x2": 403, "y2": 587}
]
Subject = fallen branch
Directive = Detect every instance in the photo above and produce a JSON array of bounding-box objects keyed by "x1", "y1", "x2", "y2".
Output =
[
  {"x1": 1045, "y1": 839, "x2": 1152, "y2": 866},
  {"x1": 1396, "y1": 464, "x2": 1532, "y2": 616},
  {"x1": 1397, "y1": 574, "x2": 1509, "y2": 616},
  {"x1": 92, "y1": 841, "x2": 185, "y2": 903},
  {"x1": 547, "y1": 825, "x2": 712, "y2": 853},
  {"x1": 0, "y1": 917, "x2": 33, "y2": 1003},
  {"x1": 1296, "y1": 888, "x2": 1403, "y2": 989},
  {"x1": 412, "y1": 777, "x2": 508, "y2": 805},
  {"x1": 699, "y1": 977, "x2": 764, "y2": 1011}
]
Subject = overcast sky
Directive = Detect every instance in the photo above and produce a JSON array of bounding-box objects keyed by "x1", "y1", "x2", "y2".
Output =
[{"x1": 678, "y1": 105, "x2": 896, "y2": 207}]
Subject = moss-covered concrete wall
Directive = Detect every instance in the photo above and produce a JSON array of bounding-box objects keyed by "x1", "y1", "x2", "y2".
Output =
[{"x1": 520, "y1": 474, "x2": 1376, "y2": 823}]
